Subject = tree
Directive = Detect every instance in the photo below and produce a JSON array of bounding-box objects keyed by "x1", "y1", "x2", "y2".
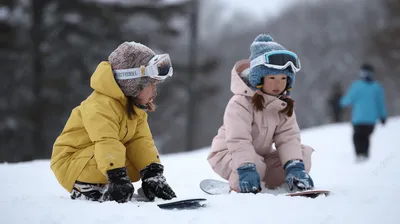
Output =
[
  {"x1": 365, "y1": 0, "x2": 400, "y2": 115},
  {"x1": 0, "y1": 0, "x2": 200, "y2": 162}
]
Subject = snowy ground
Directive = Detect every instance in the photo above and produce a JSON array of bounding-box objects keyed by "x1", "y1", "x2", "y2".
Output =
[
  {"x1": 1, "y1": 117, "x2": 400, "y2": 224},
  {"x1": 216, "y1": 0, "x2": 324, "y2": 21}
]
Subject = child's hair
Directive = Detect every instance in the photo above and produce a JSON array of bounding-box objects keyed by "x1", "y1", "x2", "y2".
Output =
[
  {"x1": 127, "y1": 96, "x2": 136, "y2": 119},
  {"x1": 251, "y1": 93, "x2": 294, "y2": 117},
  {"x1": 126, "y1": 96, "x2": 156, "y2": 119}
]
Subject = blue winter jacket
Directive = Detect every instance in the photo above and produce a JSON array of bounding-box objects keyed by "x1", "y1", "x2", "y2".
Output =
[{"x1": 340, "y1": 80, "x2": 387, "y2": 125}]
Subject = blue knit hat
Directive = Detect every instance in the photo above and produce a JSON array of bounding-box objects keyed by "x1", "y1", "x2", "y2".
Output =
[{"x1": 249, "y1": 34, "x2": 296, "y2": 96}]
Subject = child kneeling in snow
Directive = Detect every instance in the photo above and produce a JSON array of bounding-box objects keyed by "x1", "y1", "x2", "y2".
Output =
[
  {"x1": 50, "y1": 41, "x2": 176, "y2": 203},
  {"x1": 208, "y1": 34, "x2": 315, "y2": 193}
]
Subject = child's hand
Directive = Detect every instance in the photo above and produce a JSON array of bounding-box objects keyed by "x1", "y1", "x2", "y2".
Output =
[
  {"x1": 103, "y1": 167, "x2": 134, "y2": 203},
  {"x1": 140, "y1": 163, "x2": 176, "y2": 201},
  {"x1": 284, "y1": 159, "x2": 314, "y2": 191},
  {"x1": 237, "y1": 163, "x2": 261, "y2": 194}
]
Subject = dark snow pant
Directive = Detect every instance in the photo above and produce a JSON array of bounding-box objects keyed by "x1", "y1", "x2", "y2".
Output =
[{"x1": 353, "y1": 124, "x2": 374, "y2": 157}]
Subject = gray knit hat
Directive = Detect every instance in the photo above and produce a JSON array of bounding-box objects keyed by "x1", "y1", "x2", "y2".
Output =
[{"x1": 108, "y1": 41, "x2": 162, "y2": 97}]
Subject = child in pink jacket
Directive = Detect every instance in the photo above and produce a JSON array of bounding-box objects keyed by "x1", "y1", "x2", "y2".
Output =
[{"x1": 208, "y1": 34, "x2": 315, "y2": 193}]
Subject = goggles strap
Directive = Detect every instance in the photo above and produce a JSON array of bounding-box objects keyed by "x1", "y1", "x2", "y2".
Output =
[
  {"x1": 250, "y1": 56, "x2": 265, "y2": 68},
  {"x1": 114, "y1": 65, "x2": 161, "y2": 80},
  {"x1": 114, "y1": 68, "x2": 142, "y2": 80}
]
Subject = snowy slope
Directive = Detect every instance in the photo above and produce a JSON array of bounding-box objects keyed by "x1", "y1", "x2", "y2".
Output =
[
  {"x1": 1, "y1": 117, "x2": 400, "y2": 224},
  {"x1": 217, "y1": 0, "x2": 298, "y2": 20},
  {"x1": 214, "y1": 0, "x2": 324, "y2": 22}
]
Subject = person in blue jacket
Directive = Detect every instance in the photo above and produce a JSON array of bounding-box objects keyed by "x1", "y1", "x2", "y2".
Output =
[{"x1": 340, "y1": 63, "x2": 387, "y2": 161}]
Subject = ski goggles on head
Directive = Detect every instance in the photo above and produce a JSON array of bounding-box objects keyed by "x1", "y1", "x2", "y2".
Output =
[
  {"x1": 250, "y1": 50, "x2": 301, "y2": 73},
  {"x1": 113, "y1": 54, "x2": 173, "y2": 81}
]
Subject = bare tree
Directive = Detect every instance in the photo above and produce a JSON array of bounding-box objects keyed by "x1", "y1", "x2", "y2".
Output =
[
  {"x1": 0, "y1": 0, "x2": 196, "y2": 162},
  {"x1": 366, "y1": 0, "x2": 400, "y2": 115}
]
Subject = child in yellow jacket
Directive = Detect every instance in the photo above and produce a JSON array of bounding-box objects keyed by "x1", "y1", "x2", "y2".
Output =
[{"x1": 50, "y1": 41, "x2": 176, "y2": 203}]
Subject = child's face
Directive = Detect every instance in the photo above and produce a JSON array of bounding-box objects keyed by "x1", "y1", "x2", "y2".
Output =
[
  {"x1": 262, "y1": 74, "x2": 287, "y2": 96},
  {"x1": 137, "y1": 83, "x2": 157, "y2": 105}
]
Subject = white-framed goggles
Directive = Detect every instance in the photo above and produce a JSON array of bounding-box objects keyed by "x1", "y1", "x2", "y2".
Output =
[
  {"x1": 250, "y1": 50, "x2": 301, "y2": 73},
  {"x1": 113, "y1": 54, "x2": 173, "y2": 81}
]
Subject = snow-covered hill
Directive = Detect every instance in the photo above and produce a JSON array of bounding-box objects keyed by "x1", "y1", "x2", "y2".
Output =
[{"x1": 1, "y1": 117, "x2": 399, "y2": 224}]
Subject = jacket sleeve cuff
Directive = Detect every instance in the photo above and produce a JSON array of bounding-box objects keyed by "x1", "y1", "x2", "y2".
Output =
[{"x1": 95, "y1": 140, "x2": 127, "y2": 176}]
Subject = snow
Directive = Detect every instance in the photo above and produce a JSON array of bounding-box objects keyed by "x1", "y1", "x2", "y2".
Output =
[
  {"x1": 86, "y1": 0, "x2": 189, "y2": 6},
  {"x1": 215, "y1": 0, "x2": 323, "y2": 22},
  {"x1": 1, "y1": 117, "x2": 400, "y2": 224},
  {"x1": 0, "y1": 7, "x2": 10, "y2": 21}
]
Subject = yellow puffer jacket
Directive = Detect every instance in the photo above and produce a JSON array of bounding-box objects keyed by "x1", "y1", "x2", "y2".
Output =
[{"x1": 50, "y1": 61, "x2": 160, "y2": 192}]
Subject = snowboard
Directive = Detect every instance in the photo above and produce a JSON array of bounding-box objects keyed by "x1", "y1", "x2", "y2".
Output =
[
  {"x1": 157, "y1": 198, "x2": 207, "y2": 210},
  {"x1": 200, "y1": 179, "x2": 330, "y2": 198},
  {"x1": 136, "y1": 187, "x2": 207, "y2": 210}
]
